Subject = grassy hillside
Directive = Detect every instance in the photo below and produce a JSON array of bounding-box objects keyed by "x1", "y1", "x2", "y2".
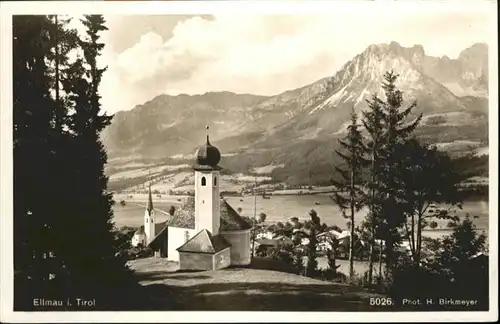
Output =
[{"x1": 128, "y1": 257, "x2": 388, "y2": 311}]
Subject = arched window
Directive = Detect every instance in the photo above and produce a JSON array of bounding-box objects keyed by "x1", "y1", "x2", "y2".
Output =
[
  {"x1": 214, "y1": 176, "x2": 217, "y2": 186},
  {"x1": 146, "y1": 218, "x2": 148, "y2": 223},
  {"x1": 201, "y1": 177, "x2": 206, "y2": 186}
]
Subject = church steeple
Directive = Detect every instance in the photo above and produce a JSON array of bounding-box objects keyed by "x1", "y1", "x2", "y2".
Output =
[
  {"x1": 147, "y1": 181, "x2": 154, "y2": 213},
  {"x1": 144, "y1": 175, "x2": 155, "y2": 245}
]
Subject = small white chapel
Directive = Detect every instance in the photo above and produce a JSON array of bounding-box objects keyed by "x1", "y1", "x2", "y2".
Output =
[{"x1": 131, "y1": 129, "x2": 252, "y2": 270}]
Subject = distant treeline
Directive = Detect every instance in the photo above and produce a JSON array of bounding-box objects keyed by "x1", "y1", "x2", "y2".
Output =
[
  {"x1": 263, "y1": 152, "x2": 489, "y2": 190},
  {"x1": 451, "y1": 153, "x2": 488, "y2": 178},
  {"x1": 460, "y1": 184, "x2": 489, "y2": 201}
]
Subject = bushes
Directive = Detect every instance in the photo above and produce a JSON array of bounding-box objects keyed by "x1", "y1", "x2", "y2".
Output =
[
  {"x1": 117, "y1": 246, "x2": 154, "y2": 261},
  {"x1": 316, "y1": 268, "x2": 347, "y2": 282},
  {"x1": 388, "y1": 265, "x2": 448, "y2": 305},
  {"x1": 330, "y1": 225, "x2": 343, "y2": 232},
  {"x1": 349, "y1": 271, "x2": 373, "y2": 287},
  {"x1": 384, "y1": 263, "x2": 488, "y2": 309},
  {"x1": 380, "y1": 217, "x2": 489, "y2": 309},
  {"x1": 460, "y1": 184, "x2": 488, "y2": 200}
]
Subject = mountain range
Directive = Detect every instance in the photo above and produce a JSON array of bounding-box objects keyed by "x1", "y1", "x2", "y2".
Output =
[{"x1": 102, "y1": 41, "x2": 489, "y2": 184}]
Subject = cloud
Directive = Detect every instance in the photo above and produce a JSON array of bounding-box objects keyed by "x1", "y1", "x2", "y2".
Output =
[{"x1": 99, "y1": 11, "x2": 491, "y2": 114}]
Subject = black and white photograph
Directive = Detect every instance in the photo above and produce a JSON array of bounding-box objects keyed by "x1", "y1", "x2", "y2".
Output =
[{"x1": 0, "y1": 0, "x2": 497, "y2": 322}]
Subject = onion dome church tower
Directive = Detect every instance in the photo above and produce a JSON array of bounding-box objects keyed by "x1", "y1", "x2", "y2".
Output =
[{"x1": 194, "y1": 126, "x2": 221, "y2": 235}]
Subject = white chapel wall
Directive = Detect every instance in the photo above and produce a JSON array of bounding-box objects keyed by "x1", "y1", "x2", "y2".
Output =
[
  {"x1": 167, "y1": 226, "x2": 198, "y2": 261},
  {"x1": 213, "y1": 248, "x2": 231, "y2": 270},
  {"x1": 221, "y1": 229, "x2": 251, "y2": 266},
  {"x1": 131, "y1": 233, "x2": 144, "y2": 247}
]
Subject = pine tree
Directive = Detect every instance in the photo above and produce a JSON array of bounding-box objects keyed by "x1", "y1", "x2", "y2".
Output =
[
  {"x1": 326, "y1": 235, "x2": 341, "y2": 277},
  {"x1": 14, "y1": 15, "x2": 143, "y2": 310},
  {"x1": 361, "y1": 93, "x2": 385, "y2": 284},
  {"x1": 13, "y1": 15, "x2": 77, "y2": 308},
  {"x1": 68, "y1": 15, "x2": 137, "y2": 302},
  {"x1": 332, "y1": 108, "x2": 368, "y2": 280},
  {"x1": 54, "y1": 15, "x2": 137, "y2": 308},
  {"x1": 46, "y1": 16, "x2": 81, "y2": 290},
  {"x1": 362, "y1": 70, "x2": 423, "y2": 281},
  {"x1": 14, "y1": 15, "x2": 55, "y2": 286},
  {"x1": 377, "y1": 70, "x2": 422, "y2": 276},
  {"x1": 305, "y1": 209, "x2": 321, "y2": 278},
  {"x1": 46, "y1": 15, "x2": 78, "y2": 132},
  {"x1": 380, "y1": 71, "x2": 422, "y2": 146}
]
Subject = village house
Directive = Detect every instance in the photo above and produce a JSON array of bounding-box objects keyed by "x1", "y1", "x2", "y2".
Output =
[
  {"x1": 256, "y1": 230, "x2": 275, "y2": 240},
  {"x1": 131, "y1": 129, "x2": 252, "y2": 270}
]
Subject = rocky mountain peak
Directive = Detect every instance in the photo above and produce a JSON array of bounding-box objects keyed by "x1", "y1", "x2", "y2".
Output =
[
  {"x1": 459, "y1": 43, "x2": 488, "y2": 60},
  {"x1": 102, "y1": 41, "x2": 488, "y2": 163},
  {"x1": 327, "y1": 42, "x2": 426, "y2": 101}
]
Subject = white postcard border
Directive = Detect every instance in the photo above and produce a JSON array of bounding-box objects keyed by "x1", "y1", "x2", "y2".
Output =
[{"x1": 0, "y1": 1, "x2": 497, "y2": 322}]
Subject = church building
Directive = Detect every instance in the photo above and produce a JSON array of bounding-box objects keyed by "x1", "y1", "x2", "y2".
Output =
[{"x1": 131, "y1": 130, "x2": 252, "y2": 270}]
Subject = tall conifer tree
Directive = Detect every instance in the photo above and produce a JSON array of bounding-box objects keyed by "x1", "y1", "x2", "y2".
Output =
[
  {"x1": 361, "y1": 93, "x2": 385, "y2": 283},
  {"x1": 58, "y1": 15, "x2": 137, "y2": 307},
  {"x1": 14, "y1": 14, "x2": 145, "y2": 311},
  {"x1": 13, "y1": 15, "x2": 77, "y2": 308},
  {"x1": 361, "y1": 70, "x2": 423, "y2": 281},
  {"x1": 14, "y1": 16, "x2": 55, "y2": 286},
  {"x1": 332, "y1": 109, "x2": 368, "y2": 280},
  {"x1": 377, "y1": 70, "x2": 422, "y2": 276}
]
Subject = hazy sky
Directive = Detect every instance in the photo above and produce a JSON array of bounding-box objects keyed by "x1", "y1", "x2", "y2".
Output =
[{"x1": 75, "y1": 9, "x2": 492, "y2": 114}]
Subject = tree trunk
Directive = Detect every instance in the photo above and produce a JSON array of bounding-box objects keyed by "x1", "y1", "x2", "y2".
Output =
[
  {"x1": 367, "y1": 149, "x2": 377, "y2": 284},
  {"x1": 385, "y1": 235, "x2": 394, "y2": 278},
  {"x1": 416, "y1": 212, "x2": 423, "y2": 268},
  {"x1": 349, "y1": 170, "x2": 355, "y2": 279},
  {"x1": 405, "y1": 222, "x2": 417, "y2": 265},
  {"x1": 367, "y1": 226, "x2": 375, "y2": 284},
  {"x1": 378, "y1": 239, "x2": 383, "y2": 279},
  {"x1": 410, "y1": 213, "x2": 415, "y2": 251}
]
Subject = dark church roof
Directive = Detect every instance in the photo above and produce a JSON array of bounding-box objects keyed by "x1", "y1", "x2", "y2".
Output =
[
  {"x1": 165, "y1": 199, "x2": 196, "y2": 228},
  {"x1": 148, "y1": 226, "x2": 168, "y2": 249},
  {"x1": 134, "y1": 221, "x2": 167, "y2": 236},
  {"x1": 164, "y1": 197, "x2": 252, "y2": 231},
  {"x1": 220, "y1": 200, "x2": 252, "y2": 231},
  {"x1": 194, "y1": 128, "x2": 221, "y2": 171},
  {"x1": 176, "y1": 229, "x2": 231, "y2": 254}
]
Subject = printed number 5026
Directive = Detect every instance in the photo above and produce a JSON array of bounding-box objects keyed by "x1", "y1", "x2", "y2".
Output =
[{"x1": 370, "y1": 298, "x2": 393, "y2": 306}]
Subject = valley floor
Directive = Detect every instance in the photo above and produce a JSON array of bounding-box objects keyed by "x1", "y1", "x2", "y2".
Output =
[{"x1": 128, "y1": 257, "x2": 388, "y2": 311}]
